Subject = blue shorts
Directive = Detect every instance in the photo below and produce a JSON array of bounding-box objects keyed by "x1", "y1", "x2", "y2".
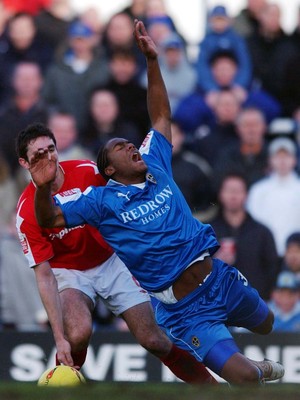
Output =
[{"x1": 155, "y1": 258, "x2": 269, "y2": 374}]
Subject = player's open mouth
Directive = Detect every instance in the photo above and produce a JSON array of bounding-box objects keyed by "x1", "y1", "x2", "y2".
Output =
[{"x1": 132, "y1": 151, "x2": 142, "y2": 162}]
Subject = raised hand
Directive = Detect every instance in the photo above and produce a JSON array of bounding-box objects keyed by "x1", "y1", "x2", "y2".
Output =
[
  {"x1": 29, "y1": 148, "x2": 58, "y2": 188},
  {"x1": 134, "y1": 19, "x2": 158, "y2": 60}
]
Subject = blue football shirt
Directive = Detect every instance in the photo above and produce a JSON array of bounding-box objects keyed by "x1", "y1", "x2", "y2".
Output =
[{"x1": 55, "y1": 130, "x2": 219, "y2": 292}]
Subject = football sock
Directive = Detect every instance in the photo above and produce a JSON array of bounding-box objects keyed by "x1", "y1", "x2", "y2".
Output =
[
  {"x1": 71, "y1": 349, "x2": 87, "y2": 369},
  {"x1": 159, "y1": 344, "x2": 218, "y2": 384}
]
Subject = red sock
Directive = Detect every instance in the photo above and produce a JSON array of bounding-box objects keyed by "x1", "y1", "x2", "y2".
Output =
[
  {"x1": 71, "y1": 349, "x2": 87, "y2": 369},
  {"x1": 160, "y1": 344, "x2": 218, "y2": 384},
  {"x1": 55, "y1": 349, "x2": 87, "y2": 369}
]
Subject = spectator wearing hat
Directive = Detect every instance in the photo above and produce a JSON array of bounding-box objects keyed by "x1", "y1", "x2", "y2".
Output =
[
  {"x1": 196, "y1": 5, "x2": 252, "y2": 105},
  {"x1": 140, "y1": 32, "x2": 197, "y2": 113},
  {"x1": 247, "y1": 137, "x2": 300, "y2": 259},
  {"x1": 42, "y1": 19, "x2": 110, "y2": 133},
  {"x1": 267, "y1": 271, "x2": 300, "y2": 332}
]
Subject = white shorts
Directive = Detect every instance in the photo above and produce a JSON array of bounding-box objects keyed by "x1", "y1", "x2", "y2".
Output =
[{"x1": 52, "y1": 253, "x2": 150, "y2": 316}]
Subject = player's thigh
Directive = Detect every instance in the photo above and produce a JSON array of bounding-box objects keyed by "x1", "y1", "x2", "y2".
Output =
[
  {"x1": 122, "y1": 302, "x2": 172, "y2": 356},
  {"x1": 60, "y1": 288, "x2": 94, "y2": 338},
  {"x1": 224, "y1": 266, "x2": 270, "y2": 332}
]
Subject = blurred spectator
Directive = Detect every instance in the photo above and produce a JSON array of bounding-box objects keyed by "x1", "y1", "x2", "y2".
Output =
[
  {"x1": 281, "y1": 9, "x2": 300, "y2": 117},
  {"x1": 196, "y1": 5, "x2": 252, "y2": 97},
  {"x1": 157, "y1": 33, "x2": 197, "y2": 113},
  {"x1": 105, "y1": 48, "x2": 150, "y2": 138},
  {"x1": 140, "y1": 32, "x2": 197, "y2": 113},
  {"x1": 0, "y1": 211, "x2": 48, "y2": 331},
  {"x1": 2, "y1": 0, "x2": 50, "y2": 15},
  {"x1": 102, "y1": 11, "x2": 145, "y2": 74},
  {"x1": 213, "y1": 107, "x2": 269, "y2": 189},
  {"x1": 173, "y1": 90, "x2": 214, "y2": 134},
  {"x1": 268, "y1": 271, "x2": 300, "y2": 332},
  {"x1": 281, "y1": 233, "x2": 300, "y2": 282},
  {"x1": 0, "y1": 61, "x2": 48, "y2": 177},
  {"x1": 145, "y1": 0, "x2": 168, "y2": 18},
  {"x1": 246, "y1": 3, "x2": 297, "y2": 103},
  {"x1": 0, "y1": 12, "x2": 53, "y2": 104},
  {"x1": 42, "y1": 19, "x2": 110, "y2": 132},
  {"x1": 144, "y1": 0, "x2": 182, "y2": 45},
  {"x1": 207, "y1": 50, "x2": 281, "y2": 122},
  {"x1": 233, "y1": 0, "x2": 267, "y2": 38},
  {"x1": 0, "y1": 1, "x2": 12, "y2": 37},
  {"x1": 34, "y1": 0, "x2": 75, "y2": 57},
  {"x1": 81, "y1": 87, "x2": 142, "y2": 158},
  {"x1": 79, "y1": 6, "x2": 103, "y2": 37},
  {"x1": 0, "y1": 152, "x2": 18, "y2": 233},
  {"x1": 209, "y1": 172, "x2": 279, "y2": 300},
  {"x1": 247, "y1": 137, "x2": 300, "y2": 259},
  {"x1": 47, "y1": 111, "x2": 94, "y2": 161},
  {"x1": 145, "y1": 15, "x2": 176, "y2": 48},
  {"x1": 188, "y1": 89, "x2": 241, "y2": 168},
  {"x1": 174, "y1": 49, "x2": 281, "y2": 135},
  {"x1": 121, "y1": 0, "x2": 148, "y2": 24},
  {"x1": 171, "y1": 120, "x2": 215, "y2": 215}
]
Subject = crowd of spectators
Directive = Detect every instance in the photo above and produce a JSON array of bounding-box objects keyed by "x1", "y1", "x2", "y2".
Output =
[{"x1": 1, "y1": 0, "x2": 300, "y2": 332}]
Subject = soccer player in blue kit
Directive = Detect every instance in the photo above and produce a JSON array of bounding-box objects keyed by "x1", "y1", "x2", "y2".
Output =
[{"x1": 31, "y1": 20, "x2": 284, "y2": 385}]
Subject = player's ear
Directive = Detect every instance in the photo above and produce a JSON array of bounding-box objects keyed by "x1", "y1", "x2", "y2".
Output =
[
  {"x1": 105, "y1": 165, "x2": 115, "y2": 177},
  {"x1": 19, "y1": 157, "x2": 29, "y2": 169}
]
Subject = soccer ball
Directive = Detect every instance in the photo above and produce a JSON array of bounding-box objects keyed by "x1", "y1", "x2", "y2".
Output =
[{"x1": 37, "y1": 365, "x2": 86, "y2": 387}]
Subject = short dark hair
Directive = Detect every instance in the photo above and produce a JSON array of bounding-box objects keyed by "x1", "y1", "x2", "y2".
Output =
[
  {"x1": 209, "y1": 50, "x2": 238, "y2": 66},
  {"x1": 16, "y1": 123, "x2": 56, "y2": 161},
  {"x1": 217, "y1": 170, "x2": 249, "y2": 193},
  {"x1": 96, "y1": 145, "x2": 110, "y2": 181}
]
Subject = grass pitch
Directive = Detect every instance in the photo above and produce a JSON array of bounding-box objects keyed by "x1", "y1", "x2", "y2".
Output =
[{"x1": 0, "y1": 382, "x2": 300, "y2": 400}]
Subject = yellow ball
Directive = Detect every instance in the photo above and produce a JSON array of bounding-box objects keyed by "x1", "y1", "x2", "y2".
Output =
[{"x1": 37, "y1": 365, "x2": 86, "y2": 387}]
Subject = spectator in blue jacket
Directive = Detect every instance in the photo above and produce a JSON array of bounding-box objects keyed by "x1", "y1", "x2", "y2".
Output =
[
  {"x1": 196, "y1": 5, "x2": 252, "y2": 98},
  {"x1": 268, "y1": 271, "x2": 300, "y2": 332}
]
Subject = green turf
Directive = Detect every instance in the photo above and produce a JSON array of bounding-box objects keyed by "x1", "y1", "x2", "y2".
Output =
[{"x1": 0, "y1": 382, "x2": 300, "y2": 400}]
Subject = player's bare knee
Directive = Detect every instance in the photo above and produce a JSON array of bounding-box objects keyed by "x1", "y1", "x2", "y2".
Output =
[
  {"x1": 66, "y1": 325, "x2": 92, "y2": 350},
  {"x1": 223, "y1": 364, "x2": 261, "y2": 385}
]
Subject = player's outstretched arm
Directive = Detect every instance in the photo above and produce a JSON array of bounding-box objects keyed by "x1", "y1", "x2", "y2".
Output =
[
  {"x1": 29, "y1": 148, "x2": 66, "y2": 228},
  {"x1": 134, "y1": 19, "x2": 172, "y2": 143}
]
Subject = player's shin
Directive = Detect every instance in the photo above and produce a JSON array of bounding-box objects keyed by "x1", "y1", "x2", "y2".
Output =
[{"x1": 160, "y1": 344, "x2": 218, "y2": 384}]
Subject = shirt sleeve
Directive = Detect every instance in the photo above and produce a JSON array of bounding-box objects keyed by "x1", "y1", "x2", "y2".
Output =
[
  {"x1": 16, "y1": 199, "x2": 54, "y2": 267},
  {"x1": 55, "y1": 186, "x2": 103, "y2": 230},
  {"x1": 139, "y1": 129, "x2": 173, "y2": 176}
]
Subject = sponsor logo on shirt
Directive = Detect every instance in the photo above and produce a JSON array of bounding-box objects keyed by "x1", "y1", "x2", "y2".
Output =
[
  {"x1": 120, "y1": 185, "x2": 172, "y2": 225},
  {"x1": 139, "y1": 131, "x2": 153, "y2": 155},
  {"x1": 19, "y1": 232, "x2": 29, "y2": 254},
  {"x1": 49, "y1": 225, "x2": 85, "y2": 240},
  {"x1": 56, "y1": 188, "x2": 82, "y2": 204},
  {"x1": 117, "y1": 191, "x2": 131, "y2": 202}
]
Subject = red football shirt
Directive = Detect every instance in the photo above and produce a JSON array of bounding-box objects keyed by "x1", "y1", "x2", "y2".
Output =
[{"x1": 16, "y1": 160, "x2": 113, "y2": 270}]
